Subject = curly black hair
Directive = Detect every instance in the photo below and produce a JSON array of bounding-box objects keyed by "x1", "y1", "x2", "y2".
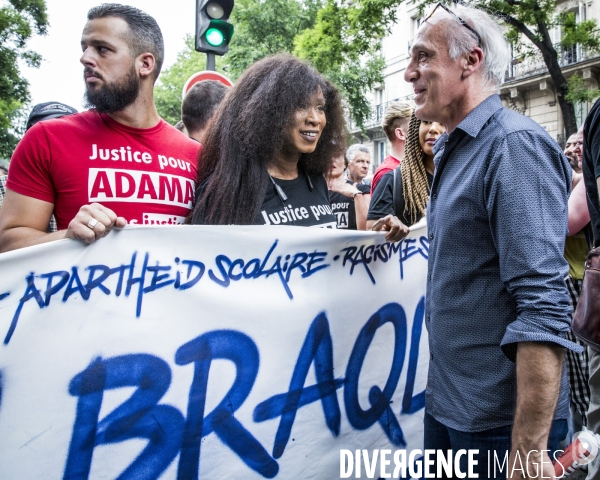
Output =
[{"x1": 189, "y1": 54, "x2": 346, "y2": 225}]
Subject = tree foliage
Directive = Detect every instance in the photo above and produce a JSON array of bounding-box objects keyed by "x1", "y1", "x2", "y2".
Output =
[
  {"x1": 0, "y1": 0, "x2": 48, "y2": 158},
  {"x1": 225, "y1": 0, "x2": 322, "y2": 78},
  {"x1": 154, "y1": 35, "x2": 223, "y2": 126},
  {"x1": 565, "y1": 72, "x2": 600, "y2": 104},
  {"x1": 294, "y1": 0, "x2": 394, "y2": 128},
  {"x1": 155, "y1": 0, "x2": 394, "y2": 131}
]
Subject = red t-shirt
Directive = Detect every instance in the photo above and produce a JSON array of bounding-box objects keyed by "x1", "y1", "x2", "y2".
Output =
[
  {"x1": 8, "y1": 111, "x2": 201, "y2": 230},
  {"x1": 371, "y1": 155, "x2": 401, "y2": 194}
]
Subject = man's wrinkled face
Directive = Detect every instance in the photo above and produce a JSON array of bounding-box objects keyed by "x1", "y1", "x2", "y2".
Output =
[
  {"x1": 348, "y1": 151, "x2": 370, "y2": 180},
  {"x1": 404, "y1": 18, "x2": 466, "y2": 124},
  {"x1": 80, "y1": 17, "x2": 141, "y2": 113}
]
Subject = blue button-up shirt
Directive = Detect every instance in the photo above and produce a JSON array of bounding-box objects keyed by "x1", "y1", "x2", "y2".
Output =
[{"x1": 426, "y1": 94, "x2": 582, "y2": 432}]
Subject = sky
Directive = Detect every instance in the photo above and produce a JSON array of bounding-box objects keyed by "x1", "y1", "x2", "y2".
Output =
[{"x1": 21, "y1": 0, "x2": 196, "y2": 111}]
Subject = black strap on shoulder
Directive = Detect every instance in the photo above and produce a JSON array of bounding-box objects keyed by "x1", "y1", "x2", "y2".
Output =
[{"x1": 392, "y1": 165, "x2": 403, "y2": 218}]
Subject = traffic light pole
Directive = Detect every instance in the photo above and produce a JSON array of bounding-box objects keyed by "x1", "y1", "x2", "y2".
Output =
[{"x1": 206, "y1": 53, "x2": 216, "y2": 71}]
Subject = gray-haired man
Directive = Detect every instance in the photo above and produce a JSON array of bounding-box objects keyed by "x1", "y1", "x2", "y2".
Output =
[
  {"x1": 405, "y1": 3, "x2": 580, "y2": 478},
  {"x1": 345, "y1": 144, "x2": 371, "y2": 184}
]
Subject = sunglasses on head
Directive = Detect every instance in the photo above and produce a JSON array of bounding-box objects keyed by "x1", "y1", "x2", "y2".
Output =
[{"x1": 423, "y1": 3, "x2": 482, "y2": 48}]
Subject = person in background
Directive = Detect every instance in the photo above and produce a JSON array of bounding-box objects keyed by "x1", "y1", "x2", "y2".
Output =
[
  {"x1": 2, "y1": 102, "x2": 77, "y2": 224},
  {"x1": 25, "y1": 102, "x2": 78, "y2": 131},
  {"x1": 563, "y1": 125, "x2": 592, "y2": 440},
  {"x1": 371, "y1": 101, "x2": 415, "y2": 193},
  {"x1": 0, "y1": 4, "x2": 201, "y2": 253},
  {"x1": 572, "y1": 126, "x2": 584, "y2": 174},
  {"x1": 327, "y1": 155, "x2": 370, "y2": 230},
  {"x1": 367, "y1": 114, "x2": 445, "y2": 228},
  {"x1": 405, "y1": 3, "x2": 578, "y2": 476},
  {"x1": 565, "y1": 131, "x2": 583, "y2": 174},
  {"x1": 582, "y1": 94, "x2": 600, "y2": 480},
  {"x1": 0, "y1": 161, "x2": 8, "y2": 212},
  {"x1": 182, "y1": 80, "x2": 228, "y2": 144},
  {"x1": 565, "y1": 133, "x2": 579, "y2": 172},
  {"x1": 345, "y1": 144, "x2": 371, "y2": 185}
]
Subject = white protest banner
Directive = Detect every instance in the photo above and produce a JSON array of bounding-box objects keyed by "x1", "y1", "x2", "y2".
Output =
[{"x1": 0, "y1": 224, "x2": 429, "y2": 479}]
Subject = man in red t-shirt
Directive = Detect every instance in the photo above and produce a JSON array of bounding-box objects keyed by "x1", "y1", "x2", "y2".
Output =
[
  {"x1": 0, "y1": 4, "x2": 200, "y2": 253},
  {"x1": 370, "y1": 101, "x2": 414, "y2": 193}
]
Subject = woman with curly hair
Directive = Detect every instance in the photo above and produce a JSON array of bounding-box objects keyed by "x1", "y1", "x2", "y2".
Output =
[
  {"x1": 367, "y1": 113, "x2": 445, "y2": 228},
  {"x1": 189, "y1": 55, "x2": 345, "y2": 227}
]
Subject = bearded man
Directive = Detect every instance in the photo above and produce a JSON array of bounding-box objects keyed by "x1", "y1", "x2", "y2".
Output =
[{"x1": 0, "y1": 4, "x2": 201, "y2": 252}]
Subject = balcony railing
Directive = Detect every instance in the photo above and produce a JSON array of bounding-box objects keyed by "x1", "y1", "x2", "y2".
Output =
[
  {"x1": 348, "y1": 94, "x2": 415, "y2": 132},
  {"x1": 505, "y1": 43, "x2": 600, "y2": 82}
]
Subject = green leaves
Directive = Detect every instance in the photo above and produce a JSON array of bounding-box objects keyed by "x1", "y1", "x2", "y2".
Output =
[
  {"x1": 565, "y1": 72, "x2": 600, "y2": 104},
  {"x1": 225, "y1": 0, "x2": 322, "y2": 78},
  {"x1": 294, "y1": 0, "x2": 391, "y2": 129},
  {"x1": 154, "y1": 35, "x2": 229, "y2": 125},
  {"x1": 155, "y1": 0, "x2": 391, "y2": 131},
  {"x1": 0, "y1": 0, "x2": 48, "y2": 157},
  {"x1": 560, "y1": 12, "x2": 600, "y2": 50}
]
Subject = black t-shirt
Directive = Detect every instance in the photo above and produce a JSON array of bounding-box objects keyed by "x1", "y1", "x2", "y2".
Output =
[
  {"x1": 366, "y1": 167, "x2": 433, "y2": 227},
  {"x1": 254, "y1": 170, "x2": 337, "y2": 227},
  {"x1": 329, "y1": 181, "x2": 370, "y2": 229},
  {"x1": 584, "y1": 100, "x2": 600, "y2": 247}
]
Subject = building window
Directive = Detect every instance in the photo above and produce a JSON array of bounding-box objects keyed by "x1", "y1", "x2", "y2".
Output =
[
  {"x1": 373, "y1": 140, "x2": 386, "y2": 168},
  {"x1": 412, "y1": 16, "x2": 422, "y2": 38},
  {"x1": 575, "y1": 100, "x2": 591, "y2": 128},
  {"x1": 375, "y1": 88, "x2": 385, "y2": 123}
]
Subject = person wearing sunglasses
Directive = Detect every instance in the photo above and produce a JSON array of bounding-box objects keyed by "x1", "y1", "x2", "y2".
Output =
[{"x1": 405, "y1": 3, "x2": 579, "y2": 478}]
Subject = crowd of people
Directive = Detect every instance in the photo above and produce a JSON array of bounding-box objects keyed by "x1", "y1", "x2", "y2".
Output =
[{"x1": 0, "y1": 1, "x2": 599, "y2": 478}]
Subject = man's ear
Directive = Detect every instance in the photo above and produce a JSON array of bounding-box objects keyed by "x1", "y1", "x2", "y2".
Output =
[
  {"x1": 137, "y1": 53, "x2": 156, "y2": 79},
  {"x1": 394, "y1": 127, "x2": 406, "y2": 142},
  {"x1": 462, "y1": 47, "x2": 484, "y2": 79}
]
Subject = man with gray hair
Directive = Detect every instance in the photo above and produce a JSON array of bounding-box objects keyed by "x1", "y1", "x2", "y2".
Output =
[
  {"x1": 345, "y1": 144, "x2": 371, "y2": 185},
  {"x1": 405, "y1": 3, "x2": 579, "y2": 477}
]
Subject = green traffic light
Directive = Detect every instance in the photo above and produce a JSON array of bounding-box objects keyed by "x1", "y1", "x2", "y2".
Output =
[{"x1": 206, "y1": 27, "x2": 225, "y2": 47}]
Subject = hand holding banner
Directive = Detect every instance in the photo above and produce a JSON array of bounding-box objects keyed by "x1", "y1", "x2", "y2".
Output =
[{"x1": 0, "y1": 224, "x2": 429, "y2": 479}]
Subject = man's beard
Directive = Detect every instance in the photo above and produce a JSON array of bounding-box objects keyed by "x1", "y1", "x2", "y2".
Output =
[{"x1": 84, "y1": 65, "x2": 140, "y2": 113}]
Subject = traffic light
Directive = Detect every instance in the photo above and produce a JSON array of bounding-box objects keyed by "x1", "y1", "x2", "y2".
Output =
[{"x1": 195, "y1": 0, "x2": 234, "y2": 55}]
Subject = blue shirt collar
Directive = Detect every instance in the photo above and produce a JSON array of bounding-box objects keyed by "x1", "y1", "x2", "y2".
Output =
[{"x1": 433, "y1": 94, "x2": 503, "y2": 156}]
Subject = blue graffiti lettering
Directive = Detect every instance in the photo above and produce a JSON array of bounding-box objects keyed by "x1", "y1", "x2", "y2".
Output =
[
  {"x1": 63, "y1": 267, "x2": 89, "y2": 302},
  {"x1": 85, "y1": 265, "x2": 113, "y2": 296},
  {"x1": 254, "y1": 312, "x2": 342, "y2": 459},
  {"x1": 64, "y1": 354, "x2": 184, "y2": 479},
  {"x1": 4, "y1": 272, "x2": 44, "y2": 344},
  {"x1": 339, "y1": 237, "x2": 428, "y2": 283},
  {"x1": 2, "y1": 253, "x2": 208, "y2": 344},
  {"x1": 58, "y1": 302, "x2": 426, "y2": 478},
  {"x1": 177, "y1": 260, "x2": 205, "y2": 290},
  {"x1": 175, "y1": 330, "x2": 278, "y2": 479},
  {"x1": 398, "y1": 237, "x2": 428, "y2": 280},
  {"x1": 401, "y1": 296, "x2": 426, "y2": 414},
  {"x1": 207, "y1": 241, "x2": 329, "y2": 299},
  {"x1": 344, "y1": 303, "x2": 408, "y2": 446},
  {"x1": 41, "y1": 271, "x2": 69, "y2": 306}
]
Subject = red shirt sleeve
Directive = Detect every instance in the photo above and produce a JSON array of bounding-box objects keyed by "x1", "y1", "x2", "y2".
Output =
[
  {"x1": 7, "y1": 123, "x2": 56, "y2": 204},
  {"x1": 371, "y1": 168, "x2": 386, "y2": 194}
]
